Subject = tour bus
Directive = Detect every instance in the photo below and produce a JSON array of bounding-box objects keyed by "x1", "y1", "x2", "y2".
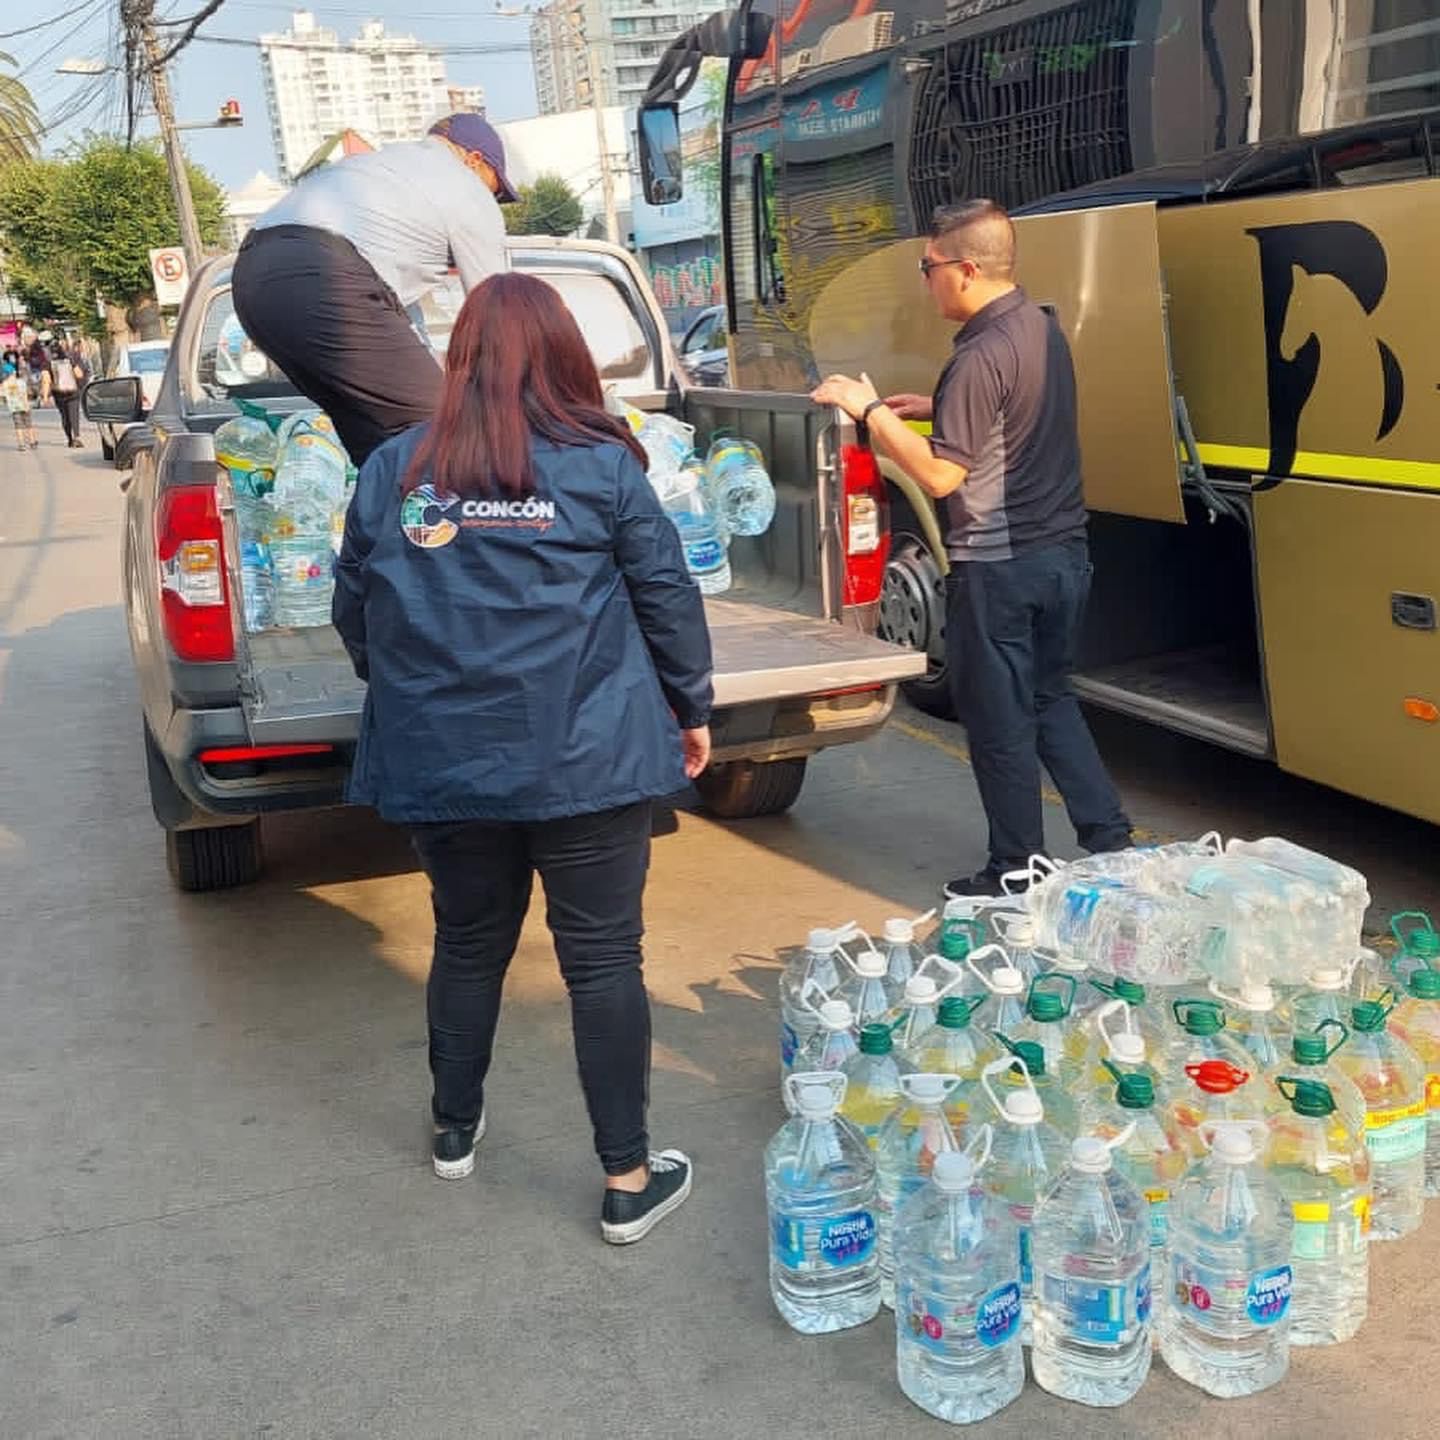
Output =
[{"x1": 637, "y1": 0, "x2": 1440, "y2": 826}]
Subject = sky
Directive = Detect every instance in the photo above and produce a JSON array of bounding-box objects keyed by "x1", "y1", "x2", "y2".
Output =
[{"x1": 11, "y1": 0, "x2": 542, "y2": 190}]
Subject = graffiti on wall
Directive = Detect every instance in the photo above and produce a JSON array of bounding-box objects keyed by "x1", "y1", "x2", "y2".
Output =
[{"x1": 649, "y1": 253, "x2": 724, "y2": 314}]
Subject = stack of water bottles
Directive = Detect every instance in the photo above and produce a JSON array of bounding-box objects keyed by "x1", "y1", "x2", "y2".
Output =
[
  {"x1": 215, "y1": 402, "x2": 356, "y2": 632},
  {"x1": 765, "y1": 833, "x2": 1440, "y2": 1422},
  {"x1": 606, "y1": 393, "x2": 776, "y2": 596}
]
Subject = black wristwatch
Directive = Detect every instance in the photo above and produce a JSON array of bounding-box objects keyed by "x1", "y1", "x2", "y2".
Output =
[{"x1": 859, "y1": 398, "x2": 887, "y2": 426}]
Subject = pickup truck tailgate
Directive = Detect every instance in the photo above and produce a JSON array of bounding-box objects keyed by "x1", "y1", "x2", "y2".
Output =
[
  {"x1": 231, "y1": 602, "x2": 923, "y2": 746},
  {"x1": 708, "y1": 598, "x2": 924, "y2": 706}
]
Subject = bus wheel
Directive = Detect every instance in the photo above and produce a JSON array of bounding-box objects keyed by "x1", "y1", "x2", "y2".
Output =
[{"x1": 879, "y1": 528, "x2": 953, "y2": 718}]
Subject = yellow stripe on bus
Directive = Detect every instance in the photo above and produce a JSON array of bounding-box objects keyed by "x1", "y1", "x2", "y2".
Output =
[{"x1": 1195, "y1": 443, "x2": 1440, "y2": 492}]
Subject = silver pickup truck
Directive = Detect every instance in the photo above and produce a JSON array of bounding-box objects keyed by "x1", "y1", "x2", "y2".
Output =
[{"x1": 84, "y1": 237, "x2": 923, "y2": 891}]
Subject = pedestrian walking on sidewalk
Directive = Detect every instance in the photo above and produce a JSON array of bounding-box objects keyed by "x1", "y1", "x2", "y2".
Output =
[
  {"x1": 48, "y1": 341, "x2": 87, "y2": 448},
  {"x1": 2, "y1": 364, "x2": 38, "y2": 450},
  {"x1": 334, "y1": 272, "x2": 714, "y2": 1244},
  {"x1": 812, "y1": 199, "x2": 1131, "y2": 896},
  {"x1": 233, "y1": 113, "x2": 514, "y2": 467}
]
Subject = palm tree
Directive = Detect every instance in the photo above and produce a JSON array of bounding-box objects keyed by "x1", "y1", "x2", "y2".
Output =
[{"x1": 0, "y1": 51, "x2": 40, "y2": 164}]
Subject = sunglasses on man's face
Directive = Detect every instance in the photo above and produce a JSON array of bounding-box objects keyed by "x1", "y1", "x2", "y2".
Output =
[{"x1": 918, "y1": 256, "x2": 969, "y2": 278}]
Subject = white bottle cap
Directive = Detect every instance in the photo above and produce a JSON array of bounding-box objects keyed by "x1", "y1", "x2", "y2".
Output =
[
  {"x1": 931, "y1": 1150, "x2": 976, "y2": 1193},
  {"x1": 989, "y1": 964, "x2": 1025, "y2": 997},
  {"x1": 1238, "y1": 981, "x2": 1275, "y2": 1011},
  {"x1": 794, "y1": 1083, "x2": 840, "y2": 1120},
  {"x1": 807, "y1": 927, "x2": 837, "y2": 953},
  {"x1": 1211, "y1": 1125, "x2": 1258, "y2": 1165},
  {"x1": 884, "y1": 917, "x2": 915, "y2": 944},
  {"x1": 819, "y1": 1000, "x2": 854, "y2": 1030},
  {"x1": 1002, "y1": 1089, "x2": 1044, "y2": 1126},
  {"x1": 1108, "y1": 1032, "x2": 1146, "y2": 1065},
  {"x1": 907, "y1": 1073, "x2": 949, "y2": 1103},
  {"x1": 854, "y1": 949, "x2": 887, "y2": 978},
  {"x1": 1005, "y1": 916, "x2": 1035, "y2": 946},
  {"x1": 1070, "y1": 1136, "x2": 1113, "y2": 1174},
  {"x1": 1308, "y1": 966, "x2": 1345, "y2": 991},
  {"x1": 904, "y1": 974, "x2": 939, "y2": 1005}
]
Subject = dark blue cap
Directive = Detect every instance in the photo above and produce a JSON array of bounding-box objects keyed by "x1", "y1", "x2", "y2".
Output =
[{"x1": 429, "y1": 113, "x2": 519, "y2": 203}]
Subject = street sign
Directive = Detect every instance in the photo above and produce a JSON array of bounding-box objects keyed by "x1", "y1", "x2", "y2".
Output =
[{"x1": 149, "y1": 246, "x2": 189, "y2": 307}]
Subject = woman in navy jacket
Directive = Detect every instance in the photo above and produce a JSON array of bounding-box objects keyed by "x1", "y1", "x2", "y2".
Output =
[{"x1": 334, "y1": 272, "x2": 713, "y2": 1244}]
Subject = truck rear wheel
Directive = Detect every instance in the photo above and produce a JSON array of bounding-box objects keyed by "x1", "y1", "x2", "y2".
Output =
[
  {"x1": 165, "y1": 821, "x2": 263, "y2": 892},
  {"x1": 695, "y1": 757, "x2": 807, "y2": 818},
  {"x1": 878, "y1": 517, "x2": 954, "y2": 719}
]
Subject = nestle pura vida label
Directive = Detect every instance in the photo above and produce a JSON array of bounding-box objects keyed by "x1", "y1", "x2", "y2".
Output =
[
  {"x1": 772, "y1": 1209, "x2": 877, "y2": 1269},
  {"x1": 899, "y1": 1279, "x2": 1022, "y2": 1354},
  {"x1": 1170, "y1": 1256, "x2": 1293, "y2": 1326}
]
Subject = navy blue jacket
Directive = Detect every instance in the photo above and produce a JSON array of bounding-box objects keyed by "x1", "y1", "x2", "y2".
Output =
[{"x1": 333, "y1": 425, "x2": 714, "y2": 822}]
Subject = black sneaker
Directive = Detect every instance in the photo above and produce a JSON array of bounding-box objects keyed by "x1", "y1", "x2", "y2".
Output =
[
  {"x1": 943, "y1": 867, "x2": 1012, "y2": 900},
  {"x1": 431, "y1": 1110, "x2": 486, "y2": 1180},
  {"x1": 600, "y1": 1149, "x2": 693, "y2": 1245}
]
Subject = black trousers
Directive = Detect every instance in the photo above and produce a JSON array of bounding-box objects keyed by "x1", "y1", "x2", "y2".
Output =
[
  {"x1": 410, "y1": 803, "x2": 654, "y2": 1176},
  {"x1": 232, "y1": 225, "x2": 442, "y2": 467},
  {"x1": 945, "y1": 536, "x2": 1131, "y2": 871},
  {"x1": 54, "y1": 392, "x2": 81, "y2": 443}
]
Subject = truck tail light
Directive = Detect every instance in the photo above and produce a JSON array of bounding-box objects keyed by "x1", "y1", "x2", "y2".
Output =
[
  {"x1": 157, "y1": 483, "x2": 234, "y2": 663},
  {"x1": 840, "y1": 441, "x2": 889, "y2": 608}
]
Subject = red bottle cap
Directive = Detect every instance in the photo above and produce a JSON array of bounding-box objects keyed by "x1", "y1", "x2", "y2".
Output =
[{"x1": 1185, "y1": 1059, "x2": 1250, "y2": 1094}]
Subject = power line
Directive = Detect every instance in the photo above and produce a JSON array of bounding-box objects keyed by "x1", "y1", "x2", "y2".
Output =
[
  {"x1": 153, "y1": 0, "x2": 226, "y2": 66},
  {"x1": 0, "y1": 0, "x2": 99, "y2": 42}
]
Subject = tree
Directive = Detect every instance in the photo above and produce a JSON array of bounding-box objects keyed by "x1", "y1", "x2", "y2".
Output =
[
  {"x1": 0, "y1": 51, "x2": 39, "y2": 165},
  {"x1": 503, "y1": 173, "x2": 585, "y2": 237},
  {"x1": 0, "y1": 136, "x2": 225, "y2": 338}
]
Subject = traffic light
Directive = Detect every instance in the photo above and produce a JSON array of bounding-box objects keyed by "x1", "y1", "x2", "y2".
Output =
[{"x1": 217, "y1": 99, "x2": 243, "y2": 126}]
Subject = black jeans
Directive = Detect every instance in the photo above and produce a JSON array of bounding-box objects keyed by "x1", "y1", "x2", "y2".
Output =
[
  {"x1": 945, "y1": 536, "x2": 1130, "y2": 871},
  {"x1": 410, "y1": 802, "x2": 653, "y2": 1175},
  {"x1": 54, "y1": 392, "x2": 81, "y2": 443},
  {"x1": 233, "y1": 226, "x2": 442, "y2": 467}
]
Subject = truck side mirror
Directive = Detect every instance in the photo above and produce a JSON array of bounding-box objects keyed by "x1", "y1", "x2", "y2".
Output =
[
  {"x1": 638, "y1": 104, "x2": 684, "y2": 206},
  {"x1": 82, "y1": 376, "x2": 144, "y2": 424}
]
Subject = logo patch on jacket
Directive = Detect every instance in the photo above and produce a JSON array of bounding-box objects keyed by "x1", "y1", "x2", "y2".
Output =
[
  {"x1": 401, "y1": 484, "x2": 459, "y2": 548},
  {"x1": 401, "y1": 487, "x2": 559, "y2": 548}
]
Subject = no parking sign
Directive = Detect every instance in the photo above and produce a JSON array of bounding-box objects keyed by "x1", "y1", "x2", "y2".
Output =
[{"x1": 149, "y1": 247, "x2": 189, "y2": 307}]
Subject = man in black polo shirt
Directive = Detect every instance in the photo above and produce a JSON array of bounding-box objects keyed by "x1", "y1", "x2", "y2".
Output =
[{"x1": 813, "y1": 198, "x2": 1131, "y2": 895}]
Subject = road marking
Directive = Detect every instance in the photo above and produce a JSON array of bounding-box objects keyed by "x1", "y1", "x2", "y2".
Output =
[{"x1": 891, "y1": 717, "x2": 1166, "y2": 844}]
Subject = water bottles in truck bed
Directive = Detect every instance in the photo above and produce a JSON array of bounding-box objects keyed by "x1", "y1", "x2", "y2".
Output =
[
  {"x1": 658, "y1": 460, "x2": 731, "y2": 595},
  {"x1": 269, "y1": 413, "x2": 349, "y2": 627},
  {"x1": 766, "y1": 1073, "x2": 882, "y2": 1334},
  {"x1": 215, "y1": 407, "x2": 280, "y2": 633},
  {"x1": 704, "y1": 433, "x2": 776, "y2": 537}
]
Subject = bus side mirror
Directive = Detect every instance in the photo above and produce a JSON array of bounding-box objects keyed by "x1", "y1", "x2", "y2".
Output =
[{"x1": 638, "y1": 104, "x2": 684, "y2": 206}]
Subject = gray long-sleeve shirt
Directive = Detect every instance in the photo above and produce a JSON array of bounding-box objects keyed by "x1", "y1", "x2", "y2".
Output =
[{"x1": 254, "y1": 137, "x2": 507, "y2": 307}]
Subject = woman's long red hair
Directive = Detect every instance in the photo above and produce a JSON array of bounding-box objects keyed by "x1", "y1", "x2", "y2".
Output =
[{"x1": 404, "y1": 272, "x2": 646, "y2": 497}]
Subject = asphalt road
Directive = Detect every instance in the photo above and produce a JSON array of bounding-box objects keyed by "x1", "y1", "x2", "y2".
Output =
[{"x1": 2, "y1": 413, "x2": 1438, "y2": 1439}]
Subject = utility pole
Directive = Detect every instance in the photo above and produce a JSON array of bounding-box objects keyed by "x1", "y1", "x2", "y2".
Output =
[
  {"x1": 132, "y1": 0, "x2": 205, "y2": 271},
  {"x1": 584, "y1": 38, "x2": 620, "y2": 245}
]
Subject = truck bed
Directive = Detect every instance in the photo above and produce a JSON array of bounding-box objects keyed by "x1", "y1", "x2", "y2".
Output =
[{"x1": 236, "y1": 596, "x2": 924, "y2": 744}]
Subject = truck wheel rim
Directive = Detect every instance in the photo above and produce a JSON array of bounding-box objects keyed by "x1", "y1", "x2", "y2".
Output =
[{"x1": 879, "y1": 538, "x2": 945, "y2": 664}]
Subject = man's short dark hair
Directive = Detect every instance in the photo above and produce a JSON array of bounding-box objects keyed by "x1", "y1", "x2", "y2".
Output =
[{"x1": 930, "y1": 199, "x2": 1016, "y2": 280}]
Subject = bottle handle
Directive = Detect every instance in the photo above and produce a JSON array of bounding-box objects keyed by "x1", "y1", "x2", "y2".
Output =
[
  {"x1": 1314, "y1": 1017, "x2": 1349, "y2": 1059},
  {"x1": 980, "y1": 1052, "x2": 1033, "y2": 1120},
  {"x1": 909, "y1": 907, "x2": 937, "y2": 931},
  {"x1": 1196, "y1": 830, "x2": 1224, "y2": 855},
  {"x1": 914, "y1": 952, "x2": 967, "y2": 1000},
  {"x1": 1391, "y1": 910, "x2": 1437, "y2": 952},
  {"x1": 799, "y1": 977, "x2": 830, "y2": 1021},
  {"x1": 1001, "y1": 853, "x2": 1058, "y2": 895},
  {"x1": 784, "y1": 1070, "x2": 847, "y2": 1112},
  {"x1": 989, "y1": 908, "x2": 1031, "y2": 943},
  {"x1": 898, "y1": 1071, "x2": 965, "y2": 1103},
  {"x1": 964, "y1": 1121, "x2": 994, "y2": 1174},
  {"x1": 1094, "y1": 998, "x2": 1135, "y2": 1058},
  {"x1": 1101, "y1": 1120, "x2": 1137, "y2": 1151},
  {"x1": 1199, "y1": 1118, "x2": 1268, "y2": 1153},
  {"x1": 965, "y1": 942, "x2": 1011, "y2": 994}
]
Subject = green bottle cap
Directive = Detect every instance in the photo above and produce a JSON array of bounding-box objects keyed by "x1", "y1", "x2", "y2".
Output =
[
  {"x1": 1277, "y1": 1076, "x2": 1336, "y2": 1117},
  {"x1": 1173, "y1": 998, "x2": 1225, "y2": 1036},
  {"x1": 1351, "y1": 998, "x2": 1392, "y2": 1033},
  {"x1": 1007, "y1": 1038, "x2": 1046, "y2": 1078},
  {"x1": 1291, "y1": 1033, "x2": 1328, "y2": 1064},
  {"x1": 1026, "y1": 973, "x2": 1075, "y2": 1023},
  {"x1": 1102, "y1": 1058, "x2": 1155, "y2": 1109},
  {"x1": 1407, "y1": 967, "x2": 1440, "y2": 1000},
  {"x1": 858, "y1": 1023, "x2": 893, "y2": 1056},
  {"x1": 937, "y1": 996, "x2": 981, "y2": 1029},
  {"x1": 939, "y1": 929, "x2": 973, "y2": 962}
]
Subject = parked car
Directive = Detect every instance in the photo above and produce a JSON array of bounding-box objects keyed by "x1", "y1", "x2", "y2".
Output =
[
  {"x1": 677, "y1": 304, "x2": 728, "y2": 387},
  {"x1": 98, "y1": 340, "x2": 169, "y2": 468},
  {"x1": 81, "y1": 239, "x2": 920, "y2": 891}
]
